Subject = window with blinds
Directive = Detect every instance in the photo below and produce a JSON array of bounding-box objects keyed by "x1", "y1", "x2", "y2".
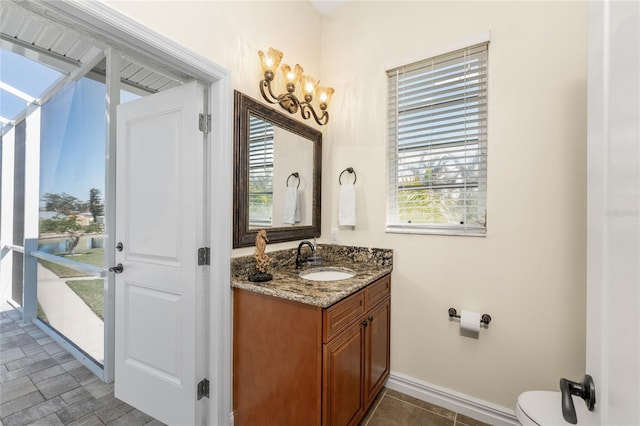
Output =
[
  {"x1": 248, "y1": 115, "x2": 274, "y2": 227},
  {"x1": 386, "y1": 42, "x2": 488, "y2": 236}
]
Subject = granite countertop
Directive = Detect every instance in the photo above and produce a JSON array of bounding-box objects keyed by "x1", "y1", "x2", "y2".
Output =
[{"x1": 231, "y1": 244, "x2": 393, "y2": 308}]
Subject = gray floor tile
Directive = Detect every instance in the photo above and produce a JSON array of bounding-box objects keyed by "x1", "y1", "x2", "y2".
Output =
[
  {"x1": 4, "y1": 351, "x2": 52, "y2": 371},
  {"x1": 2, "y1": 397, "x2": 66, "y2": 426},
  {"x1": 50, "y1": 352, "x2": 75, "y2": 365},
  {"x1": 106, "y1": 408, "x2": 152, "y2": 426},
  {"x1": 0, "y1": 391, "x2": 45, "y2": 418},
  {"x1": 1, "y1": 358, "x2": 59, "y2": 384},
  {"x1": 60, "y1": 360, "x2": 83, "y2": 373},
  {"x1": 25, "y1": 412, "x2": 64, "y2": 426},
  {"x1": 1, "y1": 335, "x2": 36, "y2": 351},
  {"x1": 25, "y1": 330, "x2": 47, "y2": 341},
  {"x1": 0, "y1": 376, "x2": 38, "y2": 404},
  {"x1": 81, "y1": 379, "x2": 113, "y2": 400},
  {"x1": 142, "y1": 420, "x2": 165, "y2": 426},
  {"x1": 66, "y1": 367, "x2": 95, "y2": 385},
  {"x1": 41, "y1": 343, "x2": 65, "y2": 357},
  {"x1": 92, "y1": 394, "x2": 134, "y2": 424},
  {"x1": 35, "y1": 372, "x2": 81, "y2": 399},
  {"x1": 0, "y1": 348, "x2": 26, "y2": 364},
  {"x1": 66, "y1": 415, "x2": 105, "y2": 426},
  {"x1": 34, "y1": 337, "x2": 54, "y2": 346},
  {"x1": 60, "y1": 387, "x2": 94, "y2": 407},
  {"x1": 19, "y1": 343, "x2": 46, "y2": 357},
  {"x1": 29, "y1": 366, "x2": 66, "y2": 385},
  {"x1": 55, "y1": 397, "x2": 103, "y2": 424},
  {"x1": 0, "y1": 328, "x2": 25, "y2": 339}
]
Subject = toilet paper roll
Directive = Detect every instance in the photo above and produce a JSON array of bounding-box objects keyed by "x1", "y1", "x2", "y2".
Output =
[{"x1": 460, "y1": 310, "x2": 481, "y2": 333}]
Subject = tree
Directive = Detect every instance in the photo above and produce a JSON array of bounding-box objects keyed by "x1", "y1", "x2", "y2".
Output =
[
  {"x1": 67, "y1": 228, "x2": 85, "y2": 254},
  {"x1": 40, "y1": 217, "x2": 80, "y2": 234},
  {"x1": 41, "y1": 193, "x2": 83, "y2": 215},
  {"x1": 38, "y1": 216, "x2": 84, "y2": 253},
  {"x1": 39, "y1": 191, "x2": 104, "y2": 251},
  {"x1": 88, "y1": 188, "x2": 104, "y2": 222}
]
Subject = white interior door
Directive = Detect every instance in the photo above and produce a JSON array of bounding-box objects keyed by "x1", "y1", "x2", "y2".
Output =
[
  {"x1": 114, "y1": 81, "x2": 205, "y2": 425},
  {"x1": 586, "y1": 1, "x2": 639, "y2": 425}
]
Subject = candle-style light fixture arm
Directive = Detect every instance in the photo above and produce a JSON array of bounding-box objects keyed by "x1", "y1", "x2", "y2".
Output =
[
  {"x1": 259, "y1": 77, "x2": 279, "y2": 105},
  {"x1": 300, "y1": 101, "x2": 328, "y2": 126},
  {"x1": 258, "y1": 47, "x2": 334, "y2": 126}
]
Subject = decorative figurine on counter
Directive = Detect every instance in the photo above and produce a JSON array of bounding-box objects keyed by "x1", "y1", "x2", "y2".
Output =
[{"x1": 249, "y1": 229, "x2": 273, "y2": 282}]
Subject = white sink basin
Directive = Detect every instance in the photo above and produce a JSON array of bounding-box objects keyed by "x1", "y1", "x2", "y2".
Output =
[{"x1": 300, "y1": 267, "x2": 356, "y2": 281}]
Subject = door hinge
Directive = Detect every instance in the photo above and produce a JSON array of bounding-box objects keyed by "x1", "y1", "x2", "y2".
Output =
[
  {"x1": 198, "y1": 247, "x2": 210, "y2": 266},
  {"x1": 197, "y1": 378, "x2": 209, "y2": 400},
  {"x1": 199, "y1": 113, "x2": 211, "y2": 134}
]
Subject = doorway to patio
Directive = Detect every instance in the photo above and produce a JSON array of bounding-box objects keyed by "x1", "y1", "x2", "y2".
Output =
[{"x1": 1, "y1": 1, "x2": 232, "y2": 423}]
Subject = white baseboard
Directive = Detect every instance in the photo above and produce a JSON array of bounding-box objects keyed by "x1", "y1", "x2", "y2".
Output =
[{"x1": 386, "y1": 371, "x2": 520, "y2": 426}]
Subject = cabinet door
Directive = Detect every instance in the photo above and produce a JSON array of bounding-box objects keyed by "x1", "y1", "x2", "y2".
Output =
[
  {"x1": 365, "y1": 298, "x2": 390, "y2": 404},
  {"x1": 323, "y1": 320, "x2": 366, "y2": 426}
]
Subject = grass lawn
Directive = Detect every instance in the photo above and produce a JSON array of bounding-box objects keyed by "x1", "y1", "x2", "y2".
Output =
[
  {"x1": 66, "y1": 279, "x2": 105, "y2": 320},
  {"x1": 37, "y1": 302, "x2": 49, "y2": 324},
  {"x1": 39, "y1": 248, "x2": 104, "y2": 278}
]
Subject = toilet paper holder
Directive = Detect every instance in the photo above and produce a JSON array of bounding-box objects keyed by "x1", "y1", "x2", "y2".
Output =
[{"x1": 448, "y1": 308, "x2": 492, "y2": 325}]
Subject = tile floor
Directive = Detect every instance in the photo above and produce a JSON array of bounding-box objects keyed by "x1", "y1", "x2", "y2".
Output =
[
  {"x1": 2, "y1": 304, "x2": 490, "y2": 426},
  {"x1": 0, "y1": 305, "x2": 163, "y2": 426},
  {"x1": 360, "y1": 388, "x2": 490, "y2": 426}
]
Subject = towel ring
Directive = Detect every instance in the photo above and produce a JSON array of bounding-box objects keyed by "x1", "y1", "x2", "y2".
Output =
[
  {"x1": 286, "y1": 172, "x2": 301, "y2": 188},
  {"x1": 339, "y1": 167, "x2": 357, "y2": 185}
]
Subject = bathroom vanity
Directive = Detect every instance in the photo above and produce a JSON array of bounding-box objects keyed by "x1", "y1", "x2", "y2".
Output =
[{"x1": 231, "y1": 245, "x2": 393, "y2": 426}]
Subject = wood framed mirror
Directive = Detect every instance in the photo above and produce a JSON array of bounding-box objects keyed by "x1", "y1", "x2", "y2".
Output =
[{"x1": 233, "y1": 90, "x2": 322, "y2": 248}]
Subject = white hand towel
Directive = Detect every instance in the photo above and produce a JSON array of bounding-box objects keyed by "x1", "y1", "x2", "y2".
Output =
[
  {"x1": 339, "y1": 183, "x2": 356, "y2": 226},
  {"x1": 282, "y1": 187, "x2": 300, "y2": 225}
]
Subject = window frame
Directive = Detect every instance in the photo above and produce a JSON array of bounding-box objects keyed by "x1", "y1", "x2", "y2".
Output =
[
  {"x1": 386, "y1": 42, "x2": 489, "y2": 237},
  {"x1": 248, "y1": 115, "x2": 275, "y2": 228}
]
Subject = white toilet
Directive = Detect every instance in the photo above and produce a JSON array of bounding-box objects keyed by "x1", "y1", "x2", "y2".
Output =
[{"x1": 516, "y1": 391, "x2": 591, "y2": 425}]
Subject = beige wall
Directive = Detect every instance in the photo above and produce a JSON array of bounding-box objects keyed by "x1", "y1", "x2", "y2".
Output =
[
  {"x1": 321, "y1": 1, "x2": 587, "y2": 408},
  {"x1": 105, "y1": 1, "x2": 322, "y2": 107},
  {"x1": 107, "y1": 0, "x2": 588, "y2": 410}
]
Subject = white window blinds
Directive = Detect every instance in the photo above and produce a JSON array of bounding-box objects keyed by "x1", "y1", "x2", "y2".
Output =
[
  {"x1": 248, "y1": 115, "x2": 274, "y2": 227},
  {"x1": 387, "y1": 42, "x2": 488, "y2": 235}
]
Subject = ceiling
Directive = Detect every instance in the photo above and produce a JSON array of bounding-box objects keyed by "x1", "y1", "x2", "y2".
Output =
[
  {"x1": 309, "y1": 0, "x2": 349, "y2": 15},
  {"x1": 0, "y1": 1, "x2": 184, "y2": 129}
]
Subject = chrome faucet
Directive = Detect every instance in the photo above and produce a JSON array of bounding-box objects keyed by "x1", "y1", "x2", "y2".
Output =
[{"x1": 296, "y1": 240, "x2": 315, "y2": 269}]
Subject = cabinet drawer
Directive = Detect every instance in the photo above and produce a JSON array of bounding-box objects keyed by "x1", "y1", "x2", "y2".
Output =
[
  {"x1": 364, "y1": 275, "x2": 390, "y2": 310},
  {"x1": 323, "y1": 291, "x2": 365, "y2": 343}
]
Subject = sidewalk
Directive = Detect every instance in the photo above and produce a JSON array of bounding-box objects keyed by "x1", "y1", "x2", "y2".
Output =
[{"x1": 36, "y1": 263, "x2": 104, "y2": 363}]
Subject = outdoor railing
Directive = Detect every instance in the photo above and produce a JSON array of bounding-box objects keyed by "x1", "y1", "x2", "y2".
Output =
[{"x1": 30, "y1": 250, "x2": 105, "y2": 277}]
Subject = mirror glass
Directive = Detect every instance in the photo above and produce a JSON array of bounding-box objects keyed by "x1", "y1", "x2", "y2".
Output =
[
  {"x1": 234, "y1": 91, "x2": 321, "y2": 248},
  {"x1": 248, "y1": 114, "x2": 314, "y2": 229}
]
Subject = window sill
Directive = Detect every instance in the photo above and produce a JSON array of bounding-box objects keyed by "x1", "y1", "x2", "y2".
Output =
[{"x1": 385, "y1": 225, "x2": 486, "y2": 237}]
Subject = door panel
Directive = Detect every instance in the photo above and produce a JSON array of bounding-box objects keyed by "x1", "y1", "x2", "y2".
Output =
[
  {"x1": 323, "y1": 321, "x2": 365, "y2": 426},
  {"x1": 586, "y1": 1, "x2": 640, "y2": 424},
  {"x1": 115, "y1": 81, "x2": 203, "y2": 425},
  {"x1": 125, "y1": 111, "x2": 183, "y2": 264},
  {"x1": 366, "y1": 299, "x2": 390, "y2": 404}
]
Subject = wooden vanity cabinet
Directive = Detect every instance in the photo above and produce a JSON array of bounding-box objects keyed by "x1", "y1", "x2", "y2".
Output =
[
  {"x1": 233, "y1": 274, "x2": 391, "y2": 426},
  {"x1": 322, "y1": 275, "x2": 391, "y2": 426}
]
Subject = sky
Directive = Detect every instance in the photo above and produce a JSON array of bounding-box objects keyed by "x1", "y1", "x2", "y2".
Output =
[
  {"x1": 2, "y1": 48, "x2": 139, "y2": 207},
  {"x1": 39, "y1": 77, "x2": 107, "y2": 204},
  {"x1": 0, "y1": 50, "x2": 63, "y2": 120},
  {"x1": 2, "y1": 49, "x2": 105, "y2": 204}
]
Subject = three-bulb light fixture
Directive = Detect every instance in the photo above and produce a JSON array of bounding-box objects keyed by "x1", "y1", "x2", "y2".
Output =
[{"x1": 258, "y1": 47, "x2": 334, "y2": 126}]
